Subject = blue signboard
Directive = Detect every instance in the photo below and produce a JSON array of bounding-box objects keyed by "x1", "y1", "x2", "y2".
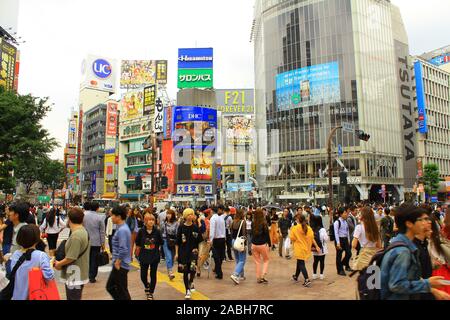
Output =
[
  {"x1": 91, "y1": 172, "x2": 96, "y2": 193},
  {"x1": 338, "y1": 144, "x2": 343, "y2": 157},
  {"x1": 227, "y1": 182, "x2": 253, "y2": 192},
  {"x1": 276, "y1": 62, "x2": 341, "y2": 111},
  {"x1": 172, "y1": 106, "x2": 217, "y2": 150},
  {"x1": 414, "y1": 61, "x2": 428, "y2": 134},
  {"x1": 178, "y1": 48, "x2": 213, "y2": 69},
  {"x1": 429, "y1": 53, "x2": 450, "y2": 66}
]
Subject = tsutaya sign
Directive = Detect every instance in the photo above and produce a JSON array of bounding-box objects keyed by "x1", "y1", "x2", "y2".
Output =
[{"x1": 395, "y1": 40, "x2": 417, "y2": 190}]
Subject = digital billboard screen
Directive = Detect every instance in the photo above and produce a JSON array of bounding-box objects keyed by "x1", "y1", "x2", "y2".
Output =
[{"x1": 276, "y1": 61, "x2": 341, "y2": 111}]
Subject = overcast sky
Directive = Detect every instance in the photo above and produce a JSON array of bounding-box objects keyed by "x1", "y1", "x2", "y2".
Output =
[{"x1": 14, "y1": 0, "x2": 450, "y2": 160}]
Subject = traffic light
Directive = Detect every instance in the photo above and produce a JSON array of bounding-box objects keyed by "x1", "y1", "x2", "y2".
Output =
[
  {"x1": 339, "y1": 171, "x2": 348, "y2": 186},
  {"x1": 356, "y1": 130, "x2": 371, "y2": 142},
  {"x1": 135, "y1": 175, "x2": 143, "y2": 190},
  {"x1": 160, "y1": 176, "x2": 168, "y2": 189}
]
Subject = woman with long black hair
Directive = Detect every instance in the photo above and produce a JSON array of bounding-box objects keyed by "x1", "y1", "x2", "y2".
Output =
[{"x1": 39, "y1": 208, "x2": 66, "y2": 257}]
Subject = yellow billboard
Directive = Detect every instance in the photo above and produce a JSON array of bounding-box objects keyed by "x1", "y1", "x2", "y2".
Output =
[
  {"x1": 103, "y1": 153, "x2": 116, "y2": 198},
  {"x1": 121, "y1": 90, "x2": 144, "y2": 121}
]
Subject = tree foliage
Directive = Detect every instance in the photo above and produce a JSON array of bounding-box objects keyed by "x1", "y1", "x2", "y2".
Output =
[
  {"x1": 0, "y1": 86, "x2": 59, "y2": 193},
  {"x1": 423, "y1": 163, "x2": 440, "y2": 197}
]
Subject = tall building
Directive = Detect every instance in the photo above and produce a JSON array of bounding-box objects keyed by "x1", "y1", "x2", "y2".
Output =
[
  {"x1": 81, "y1": 104, "x2": 107, "y2": 199},
  {"x1": 253, "y1": 0, "x2": 416, "y2": 204},
  {"x1": 414, "y1": 53, "x2": 450, "y2": 180}
]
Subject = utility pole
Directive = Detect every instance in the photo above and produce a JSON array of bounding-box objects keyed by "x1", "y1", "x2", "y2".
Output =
[{"x1": 327, "y1": 126, "x2": 342, "y2": 215}]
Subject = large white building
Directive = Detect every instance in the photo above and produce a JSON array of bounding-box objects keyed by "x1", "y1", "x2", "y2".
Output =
[
  {"x1": 414, "y1": 47, "x2": 450, "y2": 180},
  {"x1": 253, "y1": 0, "x2": 417, "y2": 204}
]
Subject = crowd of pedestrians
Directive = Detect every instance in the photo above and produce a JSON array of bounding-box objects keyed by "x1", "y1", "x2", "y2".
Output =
[{"x1": 0, "y1": 199, "x2": 449, "y2": 300}]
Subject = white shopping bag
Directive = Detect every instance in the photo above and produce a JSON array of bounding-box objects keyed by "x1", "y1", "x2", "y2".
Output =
[{"x1": 284, "y1": 237, "x2": 291, "y2": 256}]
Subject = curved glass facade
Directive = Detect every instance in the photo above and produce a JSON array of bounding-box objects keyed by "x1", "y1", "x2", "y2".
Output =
[{"x1": 254, "y1": 0, "x2": 411, "y2": 202}]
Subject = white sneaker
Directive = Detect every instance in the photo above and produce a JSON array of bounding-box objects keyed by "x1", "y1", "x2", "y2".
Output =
[
  {"x1": 230, "y1": 274, "x2": 240, "y2": 285},
  {"x1": 185, "y1": 290, "x2": 192, "y2": 300},
  {"x1": 312, "y1": 274, "x2": 318, "y2": 280},
  {"x1": 320, "y1": 274, "x2": 325, "y2": 280}
]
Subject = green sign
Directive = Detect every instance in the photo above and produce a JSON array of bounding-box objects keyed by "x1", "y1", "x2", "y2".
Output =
[
  {"x1": 38, "y1": 196, "x2": 51, "y2": 203},
  {"x1": 178, "y1": 68, "x2": 213, "y2": 89}
]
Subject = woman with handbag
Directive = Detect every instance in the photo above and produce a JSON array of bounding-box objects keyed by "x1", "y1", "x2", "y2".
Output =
[
  {"x1": 135, "y1": 213, "x2": 163, "y2": 300},
  {"x1": 162, "y1": 209, "x2": 179, "y2": 281},
  {"x1": 39, "y1": 208, "x2": 66, "y2": 257},
  {"x1": 174, "y1": 208, "x2": 202, "y2": 300},
  {"x1": 7, "y1": 224, "x2": 55, "y2": 300},
  {"x1": 230, "y1": 209, "x2": 247, "y2": 285}
]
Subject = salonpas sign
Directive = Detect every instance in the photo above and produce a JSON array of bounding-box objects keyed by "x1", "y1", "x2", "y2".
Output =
[{"x1": 178, "y1": 69, "x2": 213, "y2": 89}]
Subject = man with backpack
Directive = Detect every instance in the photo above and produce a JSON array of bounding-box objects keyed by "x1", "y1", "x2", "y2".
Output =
[
  {"x1": 378, "y1": 204, "x2": 449, "y2": 300},
  {"x1": 331, "y1": 207, "x2": 352, "y2": 276}
]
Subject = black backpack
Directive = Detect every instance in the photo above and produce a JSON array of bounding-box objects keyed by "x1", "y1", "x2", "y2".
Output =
[
  {"x1": 329, "y1": 219, "x2": 341, "y2": 242},
  {"x1": 312, "y1": 228, "x2": 324, "y2": 252},
  {"x1": 356, "y1": 242, "x2": 408, "y2": 300}
]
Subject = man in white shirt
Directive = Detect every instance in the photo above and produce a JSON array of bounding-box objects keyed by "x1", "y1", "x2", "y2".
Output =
[{"x1": 208, "y1": 205, "x2": 226, "y2": 279}]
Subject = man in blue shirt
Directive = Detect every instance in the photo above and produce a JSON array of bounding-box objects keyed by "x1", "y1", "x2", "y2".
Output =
[
  {"x1": 106, "y1": 205, "x2": 131, "y2": 300},
  {"x1": 334, "y1": 207, "x2": 352, "y2": 276},
  {"x1": 380, "y1": 204, "x2": 449, "y2": 300}
]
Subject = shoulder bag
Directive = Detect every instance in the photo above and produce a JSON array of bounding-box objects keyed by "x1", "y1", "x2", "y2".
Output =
[
  {"x1": 0, "y1": 249, "x2": 34, "y2": 300},
  {"x1": 233, "y1": 221, "x2": 246, "y2": 253}
]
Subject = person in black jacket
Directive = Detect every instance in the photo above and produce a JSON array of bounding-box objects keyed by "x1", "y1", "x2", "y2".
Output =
[
  {"x1": 135, "y1": 212, "x2": 163, "y2": 300},
  {"x1": 175, "y1": 208, "x2": 203, "y2": 300}
]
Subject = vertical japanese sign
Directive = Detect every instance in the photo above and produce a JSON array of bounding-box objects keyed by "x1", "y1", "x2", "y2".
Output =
[
  {"x1": 154, "y1": 98, "x2": 164, "y2": 133},
  {"x1": 106, "y1": 102, "x2": 118, "y2": 137},
  {"x1": 143, "y1": 85, "x2": 156, "y2": 116},
  {"x1": 0, "y1": 39, "x2": 17, "y2": 91},
  {"x1": 163, "y1": 105, "x2": 173, "y2": 139},
  {"x1": 103, "y1": 152, "x2": 116, "y2": 197},
  {"x1": 156, "y1": 60, "x2": 168, "y2": 84}
]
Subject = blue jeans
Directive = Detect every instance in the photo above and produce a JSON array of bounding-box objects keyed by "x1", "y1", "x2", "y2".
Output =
[
  {"x1": 2, "y1": 243, "x2": 11, "y2": 255},
  {"x1": 162, "y1": 239, "x2": 174, "y2": 270},
  {"x1": 232, "y1": 239, "x2": 247, "y2": 277}
]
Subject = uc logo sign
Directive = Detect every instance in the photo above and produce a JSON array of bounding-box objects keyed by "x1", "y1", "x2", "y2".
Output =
[{"x1": 92, "y1": 59, "x2": 112, "y2": 79}]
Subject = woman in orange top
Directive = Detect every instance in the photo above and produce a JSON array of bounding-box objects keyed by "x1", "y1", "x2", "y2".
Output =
[{"x1": 290, "y1": 213, "x2": 321, "y2": 287}]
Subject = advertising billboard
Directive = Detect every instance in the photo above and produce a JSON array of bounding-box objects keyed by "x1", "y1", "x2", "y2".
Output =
[
  {"x1": 173, "y1": 106, "x2": 217, "y2": 149},
  {"x1": 178, "y1": 48, "x2": 213, "y2": 69},
  {"x1": 429, "y1": 53, "x2": 450, "y2": 67},
  {"x1": 162, "y1": 140, "x2": 175, "y2": 193},
  {"x1": 106, "y1": 102, "x2": 119, "y2": 137},
  {"x1": 163, "y1": 105, "x2": 173, "y2": 140},
  {"x1": 143, "y1": 85, "x2": 156, "y2": 116},
  {"x1": 156, "y1": 60, "x2": 168, "y2": 84},
  {"x1": 216, "y1": 89, "x2": 254, "y2": 114},
  {"x1": 178, "y1": 68, "x2": 213, "y2": 89},
  {"x1": 81, "y1": 55, "x2": 117, "y2": 93},
  {"x1": 120, "y1": 120, "x2": 151, "y2": 141},
  {"x1": 224, "y1": 116, "x2": 254, "y2": 146},
  {"x1": 414, "y1": 61, "x2": 428, "y2": 134},
  {"x1": 104, "y1": 152, "x2": 116, "y2": 197},
  {"x1": 0, "y1": 39, "x2": 17, "y2": 91},
  {"x1": 120, "y1": 60, "x2": 157, "y2": 89},
  {"x1": 121, "y1": 90, "x2": 144, "y2": 121},
  {"x1": 176, "y1": 184, "x2": 213, "y2": 195},
  {"x1": 276, "y1": 61, "x2": 341, "y2": 110},
  {"x1": 191, "y1": 152, "x2": 213, "y2": 181},
  {"x1": 68, "y1": 119, "x2": 78, "y2": 148}
]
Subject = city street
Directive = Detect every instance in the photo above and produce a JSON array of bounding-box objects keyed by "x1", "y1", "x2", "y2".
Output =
[{"x1": 55, "y1": 248, "x2": 356, "y2": 300}]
